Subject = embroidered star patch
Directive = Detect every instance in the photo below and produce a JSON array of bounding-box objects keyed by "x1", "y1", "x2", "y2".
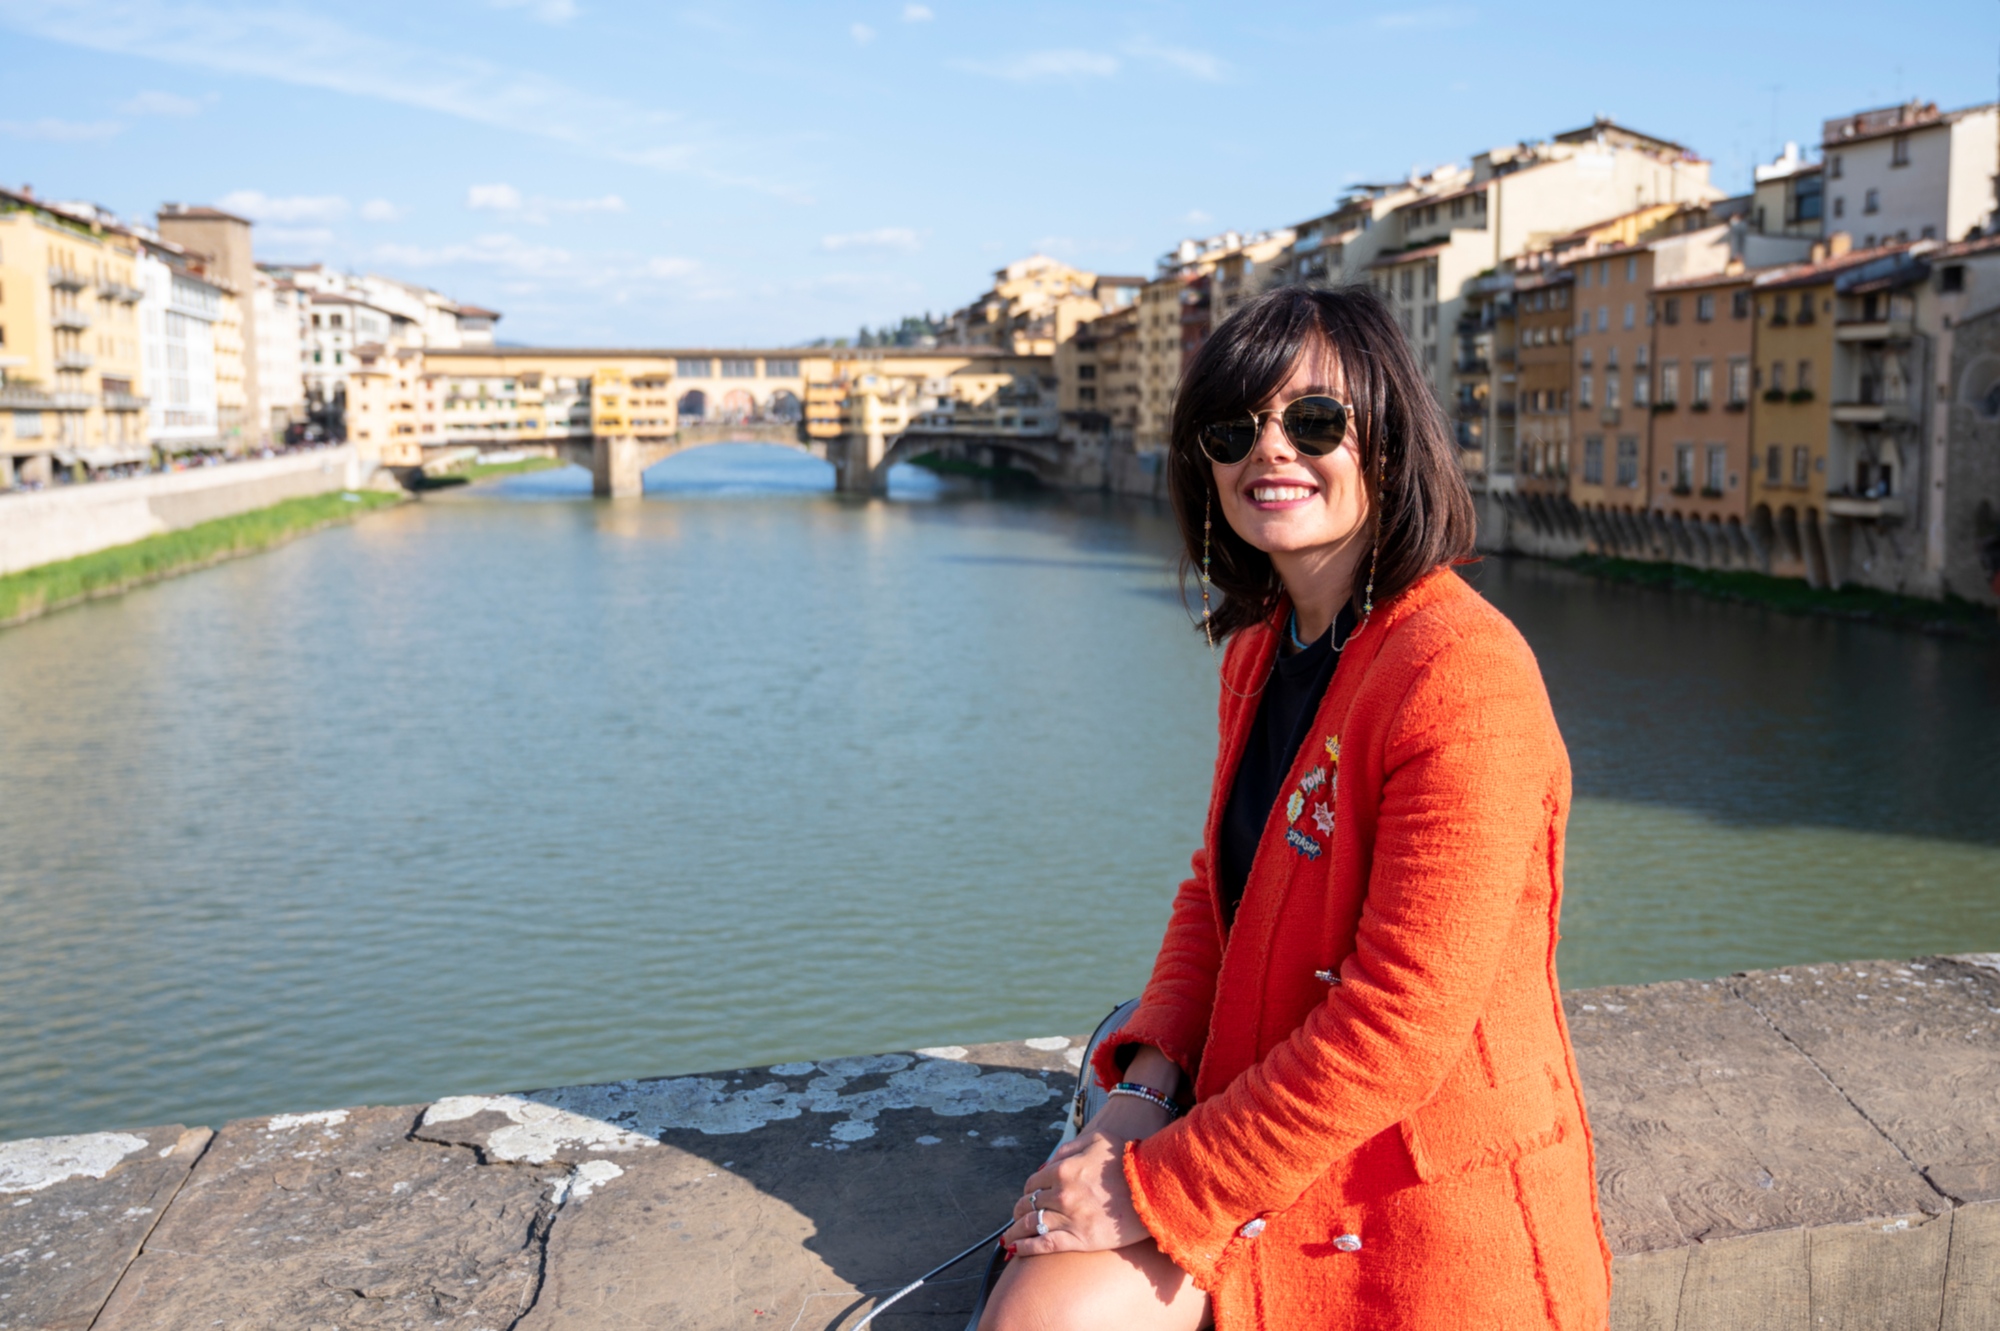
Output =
[{"x1": 1312, "y1": 802, "x2": 1336, "y2": 835}]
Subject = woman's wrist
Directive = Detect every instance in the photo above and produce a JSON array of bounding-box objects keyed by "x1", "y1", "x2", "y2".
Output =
[{"x1": 1122, "y1": 1046, "x2": 1186, "y2": 1102}]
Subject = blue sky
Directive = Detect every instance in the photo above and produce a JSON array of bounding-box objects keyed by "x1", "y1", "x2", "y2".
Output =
[{"x1": 3, "y1": 1, "x2": 1995, "y2": 347}]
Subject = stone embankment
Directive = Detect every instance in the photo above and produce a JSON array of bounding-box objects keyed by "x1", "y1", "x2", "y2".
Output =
[
  {"x1": 0, "y1": 446, "x2": 365, "y2": 576},
  {"x1": 4, "y1": 956, "x2": 1996, "y2": 1330}
]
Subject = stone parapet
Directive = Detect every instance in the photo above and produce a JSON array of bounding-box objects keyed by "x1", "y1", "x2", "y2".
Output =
[{"x1": 3, "y1": 956, "x2": 1996, "y2": 1329}]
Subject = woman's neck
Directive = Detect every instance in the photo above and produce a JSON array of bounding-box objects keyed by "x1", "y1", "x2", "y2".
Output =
[{"x1": 1273, "y1": 535, "x2": 1368, "y2": 643}]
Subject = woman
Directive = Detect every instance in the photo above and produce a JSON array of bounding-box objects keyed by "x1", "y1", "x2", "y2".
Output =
[{"x1": 981, "y1": 286, "x2": 1611, "y2": 1330}]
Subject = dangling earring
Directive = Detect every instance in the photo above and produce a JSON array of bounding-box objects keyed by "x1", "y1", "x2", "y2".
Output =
[
  {"x1": 1201, "y1": 487, "x2": 1215, "y2": 650},
  {"x1": 1359, "y1": 436, "x2": 1386, "y2": 626}
]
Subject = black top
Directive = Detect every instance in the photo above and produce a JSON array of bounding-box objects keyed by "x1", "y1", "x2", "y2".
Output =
[{"x1": 1216, "y1": 604, "x2": 1358, "y2": 927}]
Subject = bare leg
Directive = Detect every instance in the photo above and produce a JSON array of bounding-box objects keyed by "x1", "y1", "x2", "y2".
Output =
[{"x1": 978, "y1": 1238, "x2": 1211, "y2": 1331}]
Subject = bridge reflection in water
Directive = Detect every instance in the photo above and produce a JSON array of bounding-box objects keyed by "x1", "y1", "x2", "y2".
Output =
[{"x1": 416, "y1": 346, "x2": 1077, "y2": 497}]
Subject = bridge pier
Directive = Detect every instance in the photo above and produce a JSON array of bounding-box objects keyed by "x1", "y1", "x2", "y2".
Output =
[
  {"x1": 833, "y1": 425, "x2": 889, "y2": 495},
  {"x1": 591, "y1": 434, "x2": 647, "y2": 499}
]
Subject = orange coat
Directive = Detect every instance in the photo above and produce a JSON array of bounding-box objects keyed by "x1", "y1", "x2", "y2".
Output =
[{"x1": 1094, "y1": 567, "x2": 1611, "y2": 1330}]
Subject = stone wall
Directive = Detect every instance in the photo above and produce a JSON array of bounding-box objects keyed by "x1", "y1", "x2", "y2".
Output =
[
  {"x1": 4, "y1": 956, "x2": 1996, "y2": 1329},
  {"x1": 0, "y1": 447, "x2": 364, "y2": 577}
]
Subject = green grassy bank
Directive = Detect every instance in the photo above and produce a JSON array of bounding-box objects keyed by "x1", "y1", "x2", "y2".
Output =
[
  {"x1": 0, "y1": 488, "x2": 405, "y2": 629},
  {"x1": 1563, "y1": 554, "x2": 2000, "y2": 639}
]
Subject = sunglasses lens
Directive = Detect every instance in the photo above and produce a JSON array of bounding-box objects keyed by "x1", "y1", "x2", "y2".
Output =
[
  {"x1": 1199, "y1": 421, "x2": 1258, "y2": 464},
  {"x1": 1283, "y1": 398, "x2": 1348, "y2": 454}
]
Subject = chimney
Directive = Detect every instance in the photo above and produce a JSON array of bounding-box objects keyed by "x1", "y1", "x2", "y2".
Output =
[
  {"x1": 20, "y1": 184, "x2": 32, "y2": 199},
  {"x1": 1810, "y1": 240, "x2": 1828, "y2": 264},
  {"x1": 1828, "y1": 231, "x2": 1853, "y2": 258}
]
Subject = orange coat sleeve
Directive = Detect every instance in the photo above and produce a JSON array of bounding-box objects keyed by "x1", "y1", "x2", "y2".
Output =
[
  {"x1": 1093, "y1": 846, "x2": 1223, "y2": 1087},
  {"x1": 1123, "y1": 624, "x2": 1564, "y2": 1288}
]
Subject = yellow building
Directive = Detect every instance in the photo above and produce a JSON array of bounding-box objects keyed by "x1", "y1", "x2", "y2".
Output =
[
  {"x1": 213, "y1": 284, "x2": 248, "y2": 453},
  {"x1": 0, "y1": 188, "x2": 147, "y2": 487},
  {"x1": 1747, "y1": 237, "x2": 1890, "y2": 583}
]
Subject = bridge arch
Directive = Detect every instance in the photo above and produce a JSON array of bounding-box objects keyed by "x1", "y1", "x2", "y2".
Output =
[
  {"x1": 720, "y1": 388, "x2": 756, "y2": 421},
  {"x1": 678, "y1": 389, "x2": 707, "y2": 420}
]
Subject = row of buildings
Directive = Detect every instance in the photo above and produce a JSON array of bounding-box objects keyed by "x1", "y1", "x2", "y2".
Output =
[
  {"x1": 1038, "y1": 101, "x2": 2000, "y2": 605},
  {"x1": 0, "y1": 190, "x2": 499, "y2": 490}
]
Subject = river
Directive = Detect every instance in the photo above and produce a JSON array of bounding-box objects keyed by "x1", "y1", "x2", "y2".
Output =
[{"x1": 2, "y1": 444, "x2": 1996, "y2": 1140}]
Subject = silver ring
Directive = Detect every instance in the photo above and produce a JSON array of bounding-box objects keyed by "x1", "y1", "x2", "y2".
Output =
[
  {"x1": 1028, "y1": 1188, "x2": 1040, "y2": 1207},
  {"x1": 1035, "y1": 1208, "x2": 1049, "y2": 1238}
]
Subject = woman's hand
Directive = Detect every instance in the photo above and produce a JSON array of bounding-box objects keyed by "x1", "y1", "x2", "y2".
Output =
[{"x1": 1007, "y1": 1080, "x2": 1178, "y2": 1255}]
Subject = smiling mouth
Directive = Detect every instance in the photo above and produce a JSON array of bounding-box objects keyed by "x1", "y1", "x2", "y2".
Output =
[{"x1": 1248, "y1": 483, "x2": 1316, "y2": 504}]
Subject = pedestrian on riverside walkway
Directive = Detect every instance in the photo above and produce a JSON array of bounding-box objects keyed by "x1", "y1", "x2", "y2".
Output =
[{"x1": 982, "y1": 285, "x2": 1612, "y2": 1331}]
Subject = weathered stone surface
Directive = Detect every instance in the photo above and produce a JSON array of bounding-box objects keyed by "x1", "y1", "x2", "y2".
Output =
[
  {"x1": 1806, "y1": 1211, "x2": 1952, "y2": 1331},
  {"x1": 4, "y1": 966, "x2": 1997, "y2": 1330},
  {"x1": 89, "y1": 1106, "x2": 559, "y2": 1331},
  {"x1": 1565, "y1": 977, "x2": 1940, "y2": 1256},
  {"x1": 1942, "y1": 1200, "x2": 2000, "y2": 1331},
  {"x1": 1605, "y1": 1248, "x2": 1684, "y2": 1331},
  {"x1": 447, "y1": 1038, "x2": 1083, "y2": 1330},
  {"x1": 0, "y1": 1124, "x2": 208, "y2": 1331},
  {"x1": 1731, "y1": 957, "x2": 2000, "y2": 1203},
  {"x1": 1675, "y1": 1227, "x2": 1808, "y2": 1331}
]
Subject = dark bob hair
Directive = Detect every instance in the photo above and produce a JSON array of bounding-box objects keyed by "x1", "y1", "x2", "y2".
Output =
[{"x1": 1168, "y1": 284, "x2": 1477, "y2": 640}]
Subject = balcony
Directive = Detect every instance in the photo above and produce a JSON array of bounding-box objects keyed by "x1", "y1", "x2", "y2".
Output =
[
  {"x1": 100, "y1": 280, "x2": 144, "y2": 304},
  {"x1": 1455, "y1": 357, "x2": 1491, "y2": 376},
  {"x1": 0, "y1": 385, "x2": 55, "y2": 410},
  {"x1": 49, "y1": 392, "x2": 96, "y2": 410},
  {"x1": 1826, "y1": 494, "x2": 1908, "y2": 520},
  {"x1": 47, "y1": 266, "x2": 88, "y2": 291},
  {"x1": 103, "y1": 391, "x2": 147, "y2": 411},
  {"x1": 1835, "y1": 317, "x2": 1914, "y2": 343},
  {"x1": 1599, "y1": 406, "x2": 1622, "y2": 427},
  {"x1": 51, "y1": 308, "x2": 92, "y2": 331},
  {"x1": 1831, "y1": 400, "x2": 1917, "y2": 426},
  {"x1": 53, "y1": 351, "x2": 94, "y2": 372}
]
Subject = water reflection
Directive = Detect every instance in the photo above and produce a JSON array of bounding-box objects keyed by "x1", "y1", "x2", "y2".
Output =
[{"x1": 0, "y1": 445, "x2": 1994, "y2": 1142}]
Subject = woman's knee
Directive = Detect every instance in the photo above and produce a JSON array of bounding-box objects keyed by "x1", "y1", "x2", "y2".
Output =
[{"x1": 977, "y1": 1246, "x2": 1204, "y2": 1331}]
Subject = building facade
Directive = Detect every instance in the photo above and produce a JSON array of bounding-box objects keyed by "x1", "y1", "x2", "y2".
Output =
[
  {"x1": 0, "y1": 189, "x2": 147, "y2": 488},
  {"x1": 138, "y1": 242, "x2": 226, "y2": 455},
  {"x1": 1822, "y1": 100, "x2": 1998, "y2": 246},
  {"x1": 1649, "y1": 267, "x2": 1758, "y2": 557}
]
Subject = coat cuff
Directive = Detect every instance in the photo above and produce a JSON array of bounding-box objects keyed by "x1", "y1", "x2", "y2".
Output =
[
  {"x1": 1090, "y1": 1010, "x2": 1202, "y2": 1094},
  {"x1": 1123, "y1": 1135, "x2": 1237, "y2": 1291}
]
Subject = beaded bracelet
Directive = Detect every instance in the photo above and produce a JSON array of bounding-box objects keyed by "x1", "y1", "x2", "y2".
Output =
[{"x1": 1109, "y1": 1082, "x2": 1184, "y2": 1117}]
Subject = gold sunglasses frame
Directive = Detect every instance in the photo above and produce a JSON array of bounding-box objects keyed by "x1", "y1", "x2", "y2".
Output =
[{"x1": 1198, "y1": 394, "x2": 1357, "y2": 465}]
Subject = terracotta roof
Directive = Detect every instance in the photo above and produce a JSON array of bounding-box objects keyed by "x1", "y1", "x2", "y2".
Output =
[
  {"x1": 158, "y1": 203, "x2": 254, "y2": 226},
  {"x1": 1370, "y1": 242, "x2": 1449, "y2": 268},
  {"x1": 454, "y1": 304, "x2": 502, "y2": 319},
  {"x1": 1751, "y1": 241, "x2": 1920, "y2": 289},
  {"x1": 1651, "y1": 268, "x2": 1757, "y2": 293},
  {"x1": 1928, "y1": 231, "x2": 2000, "y2": 260}
]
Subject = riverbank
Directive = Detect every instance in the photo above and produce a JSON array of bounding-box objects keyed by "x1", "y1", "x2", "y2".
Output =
[
  {"x1": 1562, "y1": 553, "x2": 2000, "y2": 639},
  {"x1": 410, "y1": 453, "x2": 564, "y2": 489},
  {"x1": 4, "y1": 956, "x2": 1994, "y2": 1330},
  {"x1": 0, "y1": 488, "x2": 404, "y2": 629}
]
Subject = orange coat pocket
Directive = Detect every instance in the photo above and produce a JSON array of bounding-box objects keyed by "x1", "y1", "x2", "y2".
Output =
[{"x1": 1399, "y1": 1065, "x2": 1562, "y2": 1182}]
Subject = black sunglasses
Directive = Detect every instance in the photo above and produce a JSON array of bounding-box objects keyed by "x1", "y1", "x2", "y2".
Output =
[{"x1": 1197, "y1": 395, "x2": 1353, "y2": 465}]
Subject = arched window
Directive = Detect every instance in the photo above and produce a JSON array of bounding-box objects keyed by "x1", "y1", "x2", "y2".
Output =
[
  {"x1": 766, "y1": 389, "x2": 802, "y2": 423},
  {"x1": 720, "y1": 388, "x2": 755, "y2": 420},
  {"x1": 677, "y1": 389, "x2": 707, "y2": 419}
]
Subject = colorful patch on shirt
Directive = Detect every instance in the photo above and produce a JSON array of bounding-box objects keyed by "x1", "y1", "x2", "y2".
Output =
[
  {"x1": 1311, "y1": 801, "x2": 1336, "y2": 835},
  {"x1": 1285, "y1": 790, "x2": 1305, "y2": 825},
  {"x1": 1285, "y1": 827, "x2": 1322, "y2": 859},
  {"x1": 1299, "y1": 766, "x2": 1326, "y2": 795},
  {"x1": 1324, "y1": 735, "x2": 1341, "y2": 766}
]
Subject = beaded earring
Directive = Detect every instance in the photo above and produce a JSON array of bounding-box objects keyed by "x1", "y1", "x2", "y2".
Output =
[{"x1": 1201, "y1": 487, "x2": 1215, "y2": 650}]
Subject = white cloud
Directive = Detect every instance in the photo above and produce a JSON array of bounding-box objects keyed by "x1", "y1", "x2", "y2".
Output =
[
  {"x1": 465, "y1": 183, "x2": 625, "y2": 223},
  {"x1": 373, "y1": 232, "x2": 573, "y2": 274},
  {"x1": 647, "y1": 256, "x2": 698, "y2": 278},
  {"x1": 467, "y1": 182, "x2": 525, "y2": 212},
  {"x1": 0, "y1": 117, "x2": 121, "y2": 140},
  {"x1": 1374, "y1": 6, "x2": 1476, "y2": 29},
  {"x1": 1185, "y1": 209, "x2": 1214, "y2": 225},
  {"x1": 217, "y1": 189, "x2": 350, "y2": 223},
  {"x1": 850, "y1": 21, "x2": 874, "y2": 43},
  {"x1": 902, "y1": 3, "x2": 931, "y2": 18},
  {"x1": 120, "y1": 89, "x2": 203, "y2": 115},
  {"x1": 953, "y1": 48, "x2": 1119, "y2": 80},
  {"x1": 257, "y1": 225, "x2": 336, "y2": 250},
  {"x1": 1123, "y1": 39, "x2": 1224, "y2": 81},
  {"x1": 359, "y1": 198, "x2": 403, "y2": 222},
  {"x1": 0, "y1": 0, "x2": 805, "y2": 196},
  {"x1": 820, "y1": 227, "x2": 920, "y2": 253},
  {"x1": 490, "y1": 0, "x2": 577, "y2": 22}
]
